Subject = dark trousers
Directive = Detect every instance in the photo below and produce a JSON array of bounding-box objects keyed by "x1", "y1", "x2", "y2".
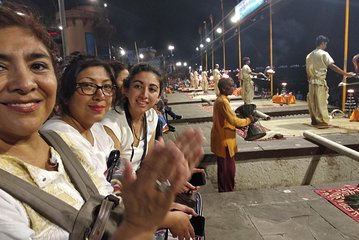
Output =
[
  {"x1": 217, "y1": 148, "x2": 236, "y2": 192},
  {"x1": 164, "y1": 106, "x2": 177, "y2": 119}
]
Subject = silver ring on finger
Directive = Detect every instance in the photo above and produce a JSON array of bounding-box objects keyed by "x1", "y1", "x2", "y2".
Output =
[{"x1": 155, "y1": 179, "x2": 171, "y2": 192}]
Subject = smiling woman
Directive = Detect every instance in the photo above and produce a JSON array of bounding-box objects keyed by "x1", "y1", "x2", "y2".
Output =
[
  {"x1": 102, "y1": 63, "x2": 163, "y2": 172},
  {"x1": 42, "y1": 55, "x2": 117, "y2": 181},
  {"x1": 0, "y1": 3, "x2": 204, "y2": 240}
]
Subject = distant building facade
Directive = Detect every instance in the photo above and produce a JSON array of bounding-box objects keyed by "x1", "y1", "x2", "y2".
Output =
[{"x1": 56, "y1": 5, "x2": 114, "y2": 59}]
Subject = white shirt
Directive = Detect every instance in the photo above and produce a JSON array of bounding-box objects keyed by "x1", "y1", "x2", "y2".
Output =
[
  {"x1": 306, "y1": 48, "x2": 334, "y2": 81},
  {"x1": 42, "y1": 117, "x2": 115, "y2": 177},
  {"x1": 102, "y1": 108, "x2": 158, "y2": 172},
  {"x1": 0, "y1": 147, "x2": 111, "y2": 240},
  {"x1": 241, "y1": 64, "x2": 252, "y2": 82}
]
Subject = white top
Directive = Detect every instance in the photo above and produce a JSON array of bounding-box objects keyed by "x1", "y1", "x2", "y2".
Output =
[
  {"x1": 306, "y1": 48, "x2": 334, "y2": 81},
  {"x1": 213, "y1": 68, "x2": 221, "y2": 81},
  {"x1": 0, "y1": 146, "x2": 111, "y2": 240},
  {"x1": 241, "y1": 64, "x2": 252, "y2": 82},
  {"x1": 42, "y1": 117, "x2": 115, "y2": 177},
  {"x1": 102, "y1": 108, "x2": 158, "y2": 172}
]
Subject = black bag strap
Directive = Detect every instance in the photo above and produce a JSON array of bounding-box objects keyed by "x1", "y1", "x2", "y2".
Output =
[
  {"x1": 0, "y1": 169, "x2": 77, "y2": 232},
  {"x1": 40, "y1": 130, "x2": 99, "y2": 200}
]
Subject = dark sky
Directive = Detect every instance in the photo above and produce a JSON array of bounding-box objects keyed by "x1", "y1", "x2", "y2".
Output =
[
  {"x1": 9, "y1": 0, "x2": 359, "y2": 106},
  {"x1": 105, "y1": 0, "x2": 238, "y2": 58},
  {"x1": 12, "y1": 0, "x2": 359, "y2": 71}
]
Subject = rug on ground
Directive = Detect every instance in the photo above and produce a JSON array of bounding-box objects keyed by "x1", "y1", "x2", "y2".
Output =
[
  {"x1": 314, "y1": 185, "x2": 359, "y2": 223},
  {"x1": 236, "y1": 123, "x2": 285, "y2": 141}
]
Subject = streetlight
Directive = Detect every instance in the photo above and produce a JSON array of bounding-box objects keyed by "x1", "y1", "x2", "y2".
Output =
[
  {"x1": 231, "y1": 15, "x2": 239, "y2": 23},
  {"x1": 168, "y1": 45, "x2": 175, "y2": 56},
  {"x1": 120, "y1": 48, "x2": 126, "y2": 56},
  {"x1": 206, "y1": 37, "x2": 211, "y2": 43},
  {"x1": 168, "y1": 45, "x2": 175, "y2": 73},
  {"x1": 216, "y1": 27, "x2": 222, "y2": 34},
  {"x1": 139, "y1": 53, "x2": 144, "y2": 62},
  {"x1": 199, "y1": 44, "x2": 204, "y2": 68}
]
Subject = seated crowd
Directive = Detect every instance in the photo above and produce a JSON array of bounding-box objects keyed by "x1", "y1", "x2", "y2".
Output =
[{"x1": 0, "y1": 3, "x2": 204, "y2": 240}]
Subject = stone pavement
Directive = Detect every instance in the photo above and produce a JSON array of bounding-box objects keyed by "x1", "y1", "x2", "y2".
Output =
[
  {"x1": 162, "y1": 90, "x2": 359, "y2": 239},
  {"x1": 201, "y1": 180, "x2": 359, "y2": 240}
]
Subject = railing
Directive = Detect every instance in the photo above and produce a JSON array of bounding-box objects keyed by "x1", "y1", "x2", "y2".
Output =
[{"x1": 303, "y1": 131, "x2": 359, "y2": 162}]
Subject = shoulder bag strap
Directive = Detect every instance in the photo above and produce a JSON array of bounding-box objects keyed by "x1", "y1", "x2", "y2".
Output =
[
  {"x1": 0, "y1": 169, "x2": 76, "y2": 232},
  {"x1": 40, "y1": 130, "x2": 99, "y2": 200}
]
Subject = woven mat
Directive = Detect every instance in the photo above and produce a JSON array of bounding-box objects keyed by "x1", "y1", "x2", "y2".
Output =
[
  {"x1": 237, "y1": 124, "x2": 267, "y2": 139},
  {"x1": 236, "y1": 123, "x2": 286, "y2": 141},
  {"x1": 200, "y1": 104, "x2": 213, "y2": 113},
  {"x1": 314, "y1": 185, "x2": 359, "y2": 223}
]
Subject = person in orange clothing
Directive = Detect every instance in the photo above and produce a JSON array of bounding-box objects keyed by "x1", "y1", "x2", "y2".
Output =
[{"x1": 211, "y1": 78, "x2": 255, "y2": 192}]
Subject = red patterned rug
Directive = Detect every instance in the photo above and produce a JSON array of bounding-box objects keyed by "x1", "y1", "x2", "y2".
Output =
[{"x1": 314, "y1": 185, "x2": 359, "y2": 223}]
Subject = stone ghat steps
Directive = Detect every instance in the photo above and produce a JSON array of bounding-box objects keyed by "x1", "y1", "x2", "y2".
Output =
[{"x1": 201, "y1": 180, "x2": 359, "y2": 240}]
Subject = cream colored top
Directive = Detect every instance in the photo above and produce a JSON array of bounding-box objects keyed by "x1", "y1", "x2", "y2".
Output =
[
  {"x1": 241, "y1": 64, "x2": 252, "y2": 82},
  {"x1": 306, "y1": 48, "x2": 334, "y2": 81},
  {"x1": 0, "y1": 133, "x2": 111, "y2": 240}
]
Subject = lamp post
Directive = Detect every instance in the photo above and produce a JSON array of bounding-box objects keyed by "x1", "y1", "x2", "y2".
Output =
[
  {"x1": 168, "y1": 45, "x2": 175, "y2": 73},
  {"x1": 203, "y1": 21, "x2": 208, "y2": 71},
  {"x1": 342, "y1": 0, "x2": 350, "y2": 111},
  {"x1": 209, "y1": 14, "x2": 214, "y2": 71},
  {"x1": 58, "y1": 0, "x2": 67, "y2": 58},
  {"x1": 205, "y1": 37, "x2": 210, "y2": 71},
  {"x1": 220, "y1": 0, "x2": 226, "y2": 70},
  {"x1": 199, "y1": 43, "x2": 204, "y2": 70}
]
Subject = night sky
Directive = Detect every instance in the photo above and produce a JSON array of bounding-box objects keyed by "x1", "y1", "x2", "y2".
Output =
[
  {"x1": 15, "y1": 0, "x2": 359, "y2": 69},
  {"x1": 8, "y1": 0, "x2": 359, "y2": 105},
  {"x1": 10, "y1": 0, "x2": 359, "y2": 68}
]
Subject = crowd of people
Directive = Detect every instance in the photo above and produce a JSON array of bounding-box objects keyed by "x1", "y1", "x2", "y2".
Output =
[
  {"x1": 1, "y1": 2, "x2": 357, "y2": 239},
  {"x1": 0, "y1": 3, "x2": 205, "y2": 240}
]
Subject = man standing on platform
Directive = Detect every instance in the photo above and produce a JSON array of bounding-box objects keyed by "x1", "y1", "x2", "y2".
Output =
[
  {"x1": 241, "y1": 57, "x2": 259, "y2": 104},
  {"x1": 201, "y1": 70, "x2": 209, "y2": 93},
  {"x1": 306, "y1": 35, "x2": 355, "y2": 128},
  {"x1": 193, "y1": 70, "x2": 199, "y2": 89},
  {"x1": 189, "y1": 71, "x2": 194, "y2": 88},
  {"x1": 211, "y1": 78, "x2": 254, "y2": 192},
  {"x1": 213, "y1": 64, "x2": 222, "y2": 96}
]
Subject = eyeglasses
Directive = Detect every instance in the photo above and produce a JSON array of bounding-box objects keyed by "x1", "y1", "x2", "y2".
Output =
[{"x1": 76, "y1": 82, "x2": 116, "y2": 96}]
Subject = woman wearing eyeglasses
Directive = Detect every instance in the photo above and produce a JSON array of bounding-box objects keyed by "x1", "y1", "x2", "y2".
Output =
[
  {"x1": 42, "y1": 55, "x2": 117, "y2": 183},
  {"x1": 43, "y1": 58, "x2": 196, "y2": 239}
]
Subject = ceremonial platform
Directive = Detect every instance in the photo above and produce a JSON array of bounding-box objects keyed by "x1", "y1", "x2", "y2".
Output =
[{"x1": 163, "y1": 89, "x2": 359, "y2": 239}]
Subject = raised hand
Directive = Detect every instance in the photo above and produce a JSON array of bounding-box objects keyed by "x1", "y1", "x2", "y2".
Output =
[{"x1": 114, "y1": 128, "x2": 204, "y2": 239}]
